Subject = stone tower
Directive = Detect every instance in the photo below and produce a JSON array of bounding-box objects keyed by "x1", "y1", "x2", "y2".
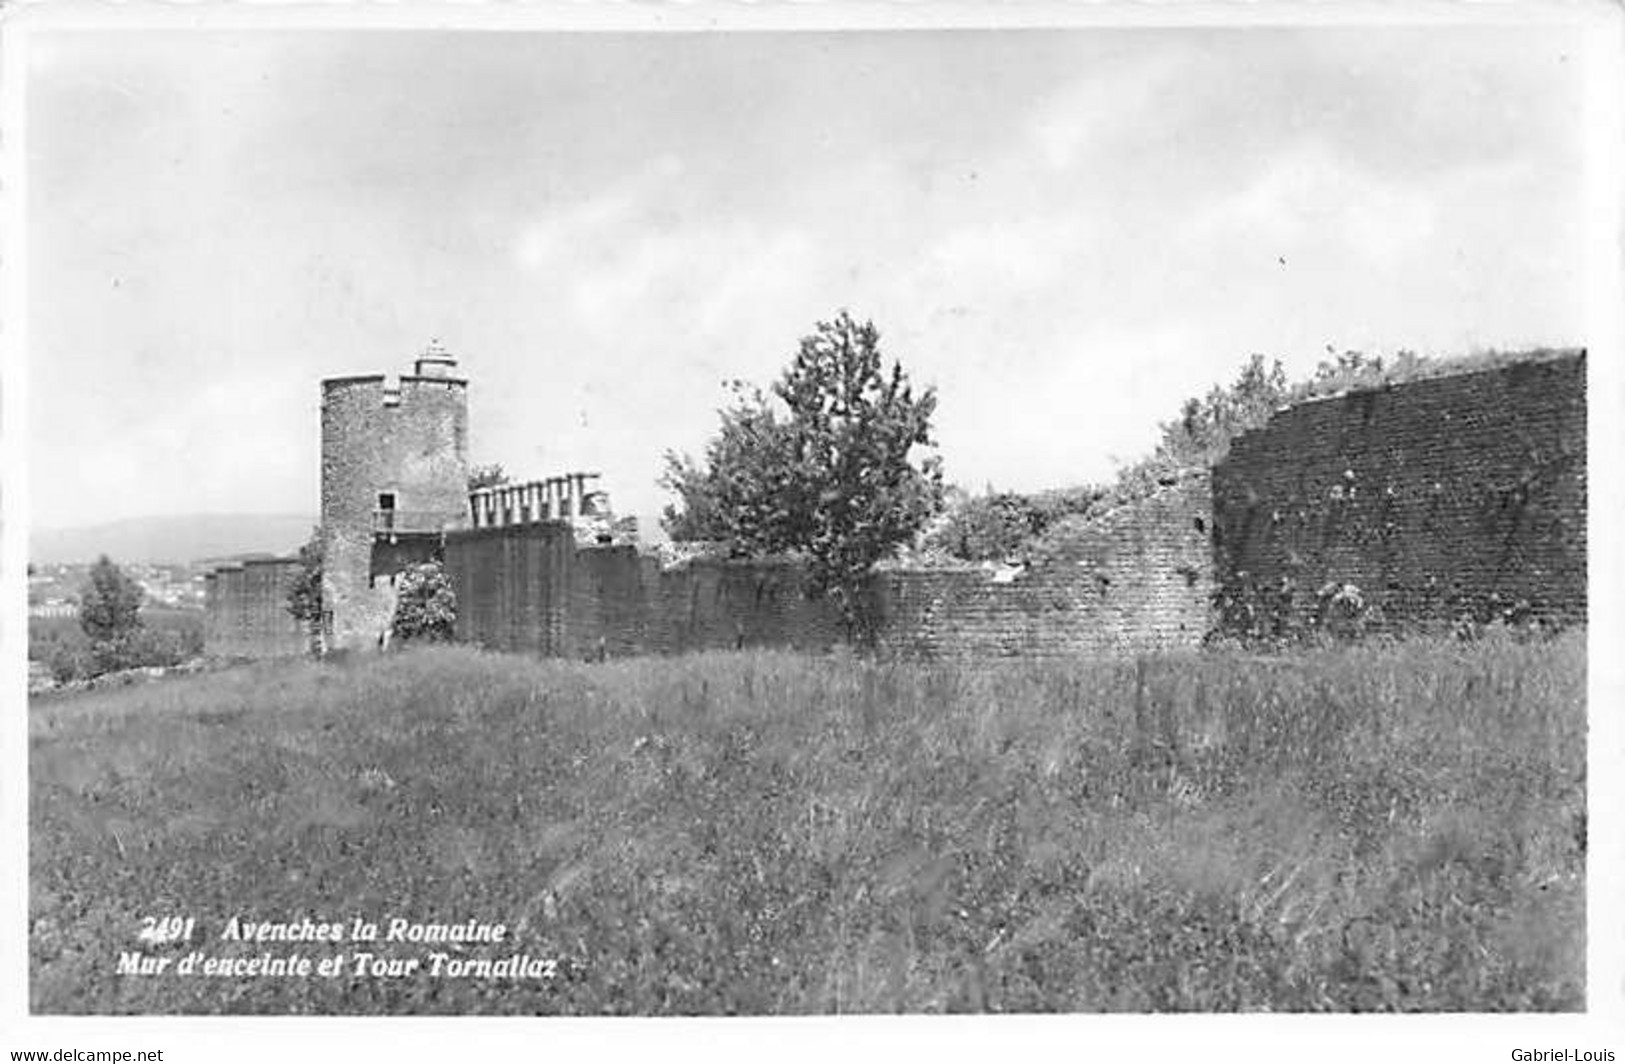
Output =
[{"x1": 319, "y1": 340, "x2": 470, "y2": 651}]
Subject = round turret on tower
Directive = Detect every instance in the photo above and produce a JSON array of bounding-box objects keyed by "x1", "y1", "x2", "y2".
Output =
[
  {"x1": 414, "y1": 337, "x2": 459, "y2": 379},
  {"x1": 319, "y1": 341, "x2": 470, "y2": 651}
]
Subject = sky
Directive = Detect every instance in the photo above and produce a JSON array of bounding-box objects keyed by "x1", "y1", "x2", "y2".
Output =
[{"x1": 23, "y1": 22, "x2": 1595, "y2": 538}]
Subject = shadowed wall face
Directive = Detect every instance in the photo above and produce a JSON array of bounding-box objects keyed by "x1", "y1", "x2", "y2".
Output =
[
  {"x1": 1211, "y1": 353, "x2": 1586, "y2": 637},
  {"x1": 444, "y1": 526, "x2": 846, "y2": 658},
  {"x1": 443, "y1": 523, "x2": 575, "y2": 656},
  {"x1": 203, "y1": 558, "x2": 306, "y2": 658}
]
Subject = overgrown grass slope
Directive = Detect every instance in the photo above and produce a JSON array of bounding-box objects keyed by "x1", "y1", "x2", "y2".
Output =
[{"x1": 30, "y1": 633, "x2": 1585, "y2": 1013}]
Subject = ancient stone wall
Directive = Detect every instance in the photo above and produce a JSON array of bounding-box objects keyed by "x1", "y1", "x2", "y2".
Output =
[
  {"x1": 877, "y1": 474, "x2": 1213, "y2": 658},
  {"x1": 209, "y1": 351, "x2": 1586, "y2": 661},
  {"x1": 443, "y1": 522, "x2": 575, "y2": 656},
  {"x1": 445, "y1": 527, "x2": 845, "y2": 657},
  {"x1": 636, "y1": 555, "x2": 846, "y2": 657},
  {"x1": 1210, "y1": 352, "x2": 1586, "y2": 636},
  {"x1": 203, "y1": 558, "x2": 307, "y2": 658},
  {"x1": 442, "y1": 475, "x2": 1212, "y2": 660}
]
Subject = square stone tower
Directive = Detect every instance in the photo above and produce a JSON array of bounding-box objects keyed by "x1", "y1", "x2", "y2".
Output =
[{"x1": 319, "y1": 340, "x2": 470, "y2": 651}]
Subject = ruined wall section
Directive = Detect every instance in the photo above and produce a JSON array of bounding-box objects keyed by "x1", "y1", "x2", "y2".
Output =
[
  {"x1": 321, "y1": 372, "x2": 468, "y2": 651},
  {"x1": 1211, "y1": 353, "x2": 1586, "y2": 636},
  {"x1": 444, "y1": 475, "x2": 1211, "y2": 660},
  {"x1": 876, "y1": 473, "x2": 1213, "y2": 658},
  {"x1": 203, "y1": 558, "x2": 306, "y2": 658}
]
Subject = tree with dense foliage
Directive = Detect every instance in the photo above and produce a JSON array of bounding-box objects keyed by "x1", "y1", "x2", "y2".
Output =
[
  {"x1": 661, "y1": 310, "x2": 944, "y2": 639},
  {"x1": 934, "y1": 491, "x2": 1042, "y2": 562},
  {"x1": 391, "y1": 561, "x2": 457, "y2": 644},
  {"x1": 79, "y1": 555, "x2": 143, "y2": 644},
  {"x1": 923, "y1": 484, "x2": 1111, "y2": 563},
  {"x1": 77, "y1": 555, "x2": 145, "y2": 674},
  {"x1": 658, "y1": 450, "x2": 728, "y2": 543},
  {"x1": 285, "y1": 527, "x2": 324, "y2": 654}
]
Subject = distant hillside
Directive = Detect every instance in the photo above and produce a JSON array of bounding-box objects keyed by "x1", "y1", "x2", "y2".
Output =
[{"x1": 31, "y1": 514, "x2": 316, "y2": 566}]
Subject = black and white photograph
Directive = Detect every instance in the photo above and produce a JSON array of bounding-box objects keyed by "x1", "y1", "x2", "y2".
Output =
[{"x1": 3, "y1": 1, "x2": 1621, "y2": 1059}]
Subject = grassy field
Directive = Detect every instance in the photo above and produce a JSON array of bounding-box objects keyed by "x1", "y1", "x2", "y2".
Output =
[{"x1": 29, "y1": 632, "x2": 1585, "y2": 1014}]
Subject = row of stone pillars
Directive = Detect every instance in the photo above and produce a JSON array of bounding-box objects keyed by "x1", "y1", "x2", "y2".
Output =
[{"x1": 469, "y1": 473, "x2": 602, "y2": 529}]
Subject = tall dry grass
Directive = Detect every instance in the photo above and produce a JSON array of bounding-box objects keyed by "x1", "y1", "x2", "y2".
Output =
[{"x1": 29, "y1": 630, "x2": 1584, "y2": 1013}]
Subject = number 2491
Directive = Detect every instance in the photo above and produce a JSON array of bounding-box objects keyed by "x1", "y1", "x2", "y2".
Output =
[{"x1": 137, "y1": 916, "x2": 195, "y2": 944}]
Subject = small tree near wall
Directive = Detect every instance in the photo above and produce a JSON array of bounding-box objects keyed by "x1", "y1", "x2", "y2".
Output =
[
  {"x1": 285, "y1": 527, "x2": 325, "y2": 655},
  {"x1": 78, "y1": 554, "x2": 145, "y2": 675},
  {"x1": 392, "y1": 561, "x2": 457, "y2": 644},
  {"x1": 661, "y1": 310, "x2": 944, "y2": 642}
]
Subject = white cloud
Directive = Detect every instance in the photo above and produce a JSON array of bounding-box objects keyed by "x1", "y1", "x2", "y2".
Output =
[
  {"x1": 930, "y1": 319, "x2": 1201, "y2": 493},
  {"x1": 1200, "y1": 145, "x2": 1437, "y2": 265},
  {"x1": 512, "y1": 153, "x2": 685, "y2": 272},
  {"x1": 29, "y1": 31, "x2": 1588, "y2": 531},
  {"x1": 922, "y1": 215, "x2": 1091, "y2": 297},
  {"x1": 692, "y1": 229, "x2": 818, "y2": 335},
  {"x1": 569, "y1": 235, "x2": 690, "y2": 326},
  {"x1": 1025, "y1": 50, "x2": 1191, "y2": 172}
]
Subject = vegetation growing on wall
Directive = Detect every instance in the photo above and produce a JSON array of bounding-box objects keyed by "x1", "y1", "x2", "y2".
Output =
[
  {"x1": 468, "y1": 464, "x2": 509, "y2": 492},
  {"x1": 916, "y1": 488, "x2": 1102, "y2": 565},
  {"x1": 920, "y1": 354, "x2": 1288, "y2": 563},
  {"x1": 926, "y1": 346, "x2": 1582, "y2": 565},
  {"x1": 285, "y1": 527, "x2": 324, "y2": 655}
]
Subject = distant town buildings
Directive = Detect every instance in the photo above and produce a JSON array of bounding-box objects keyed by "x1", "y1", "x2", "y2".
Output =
[{"x1": 28, "y1": 561, "x2": 207, "y2": 617}]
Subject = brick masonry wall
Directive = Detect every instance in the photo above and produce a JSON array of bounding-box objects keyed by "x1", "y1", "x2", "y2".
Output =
[
  {"x1": 203, "y1": 558, "x2": 306, "y2": 658},
  {"x1": 445, "y1": 526, "x2": 845, "y2": 657},
  {"x1": 876, "y1": 474, "x2": 1214, "y2": 658},
  {"x1": 320, "y1": 373, "x2": 469, "y2": 651},
  {"x1": 444, "y1": 522, "x2": 574, "y2": 655},
  {"x1": 211, "y1": 355, "x2": 1584, "y2": 661},
  {"x1": 635, "y1": 555, "x2": 846, "y2": 656},
  {"x1": 1211, "y1": 353, "x2": 1586, "y2": 636},
  {"x1": 443, "y1": 475, "x2": 1213, "y2": 660}
]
